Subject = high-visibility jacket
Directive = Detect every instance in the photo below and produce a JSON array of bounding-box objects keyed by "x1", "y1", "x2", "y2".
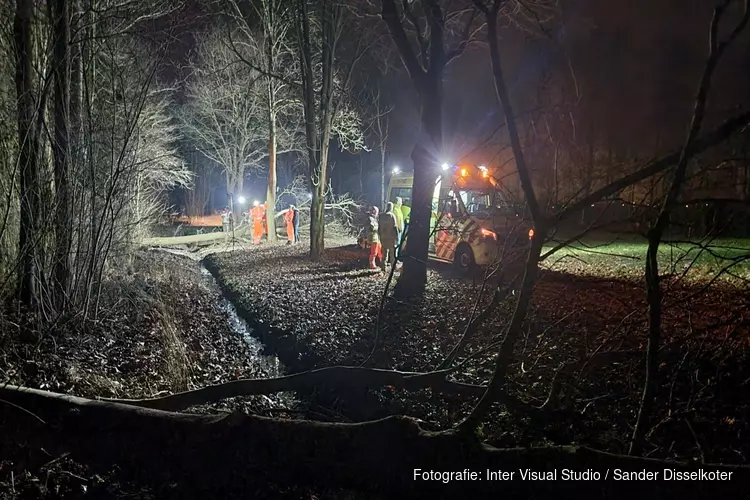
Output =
[
  {"x1": 393, "y1": 205, "x2": 404, "y2": 232},
  {"x1": 283, "y1": 209, "x2": 294, "y2": 226},
  {"x1": 221, "y1": 210, "x2": 233, "y2": 225},
  {"x1": 401, "y1": 204, "x2": 411, "y2": 224},
  {"x1": 250, "y1": 205, "x2": 265, "y2": 222}
]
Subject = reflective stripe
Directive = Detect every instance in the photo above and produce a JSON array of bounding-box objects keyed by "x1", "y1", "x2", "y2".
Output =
[{"x1": 464, "y1": 220, "x2": 479, "y2": 244}]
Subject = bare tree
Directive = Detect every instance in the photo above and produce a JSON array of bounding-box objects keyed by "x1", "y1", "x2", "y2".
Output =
[
  {"x1": 630, "y1": 0, "x2": 750, "y2": 456},
  {"x1": 183, "y1": 152, "x2": 214, "y2": 217},
  {"x1": 49, "y1": 0, "x2": 72, "y2": 308},
  {"x1": 295, "y1": 0, "x2": 366, "y2": 260},
  {"x1": 13, "y1": 0, "x2": 50, "y2": 307},
  {"x1": 226, "y1": 0, "x2": 304, "y2": 241},
  {"x1": 457, "y1": 0, "x2": 549, "y2": 432},
  {"x1": 277, "y1": 174, "x2": 361, "y2": 231},
  {"x1": 73, "y1": 33, "x2": 190, "y2": 317},
  {"x1": 0, "y1": 0, "x2": 188, "y2": 317},
  {"x1": 180, "y1": 32, "x2": 264, "y2": 216},
  {"x1": 377, "y1": 0, "x2": 481, "y2": 297},
  {"x1": 368, "y1": 84, "x2": 392, "y2": 207},
  {"x1": 454, "y1": 0, "x2": 750, "y2": 436}
]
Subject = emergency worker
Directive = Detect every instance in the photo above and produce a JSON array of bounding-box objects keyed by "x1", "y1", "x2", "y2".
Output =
[
  {"x1": 284, "y1": 205, "x2": 295, "y2": 244},
  {"x1": 378, "y1": 202, "x2": 398, "y2": 270},
  {"x1": 366, "y1": 206, "x2": 381, "y2": 270},
  {"x1": 292, "y1": 205, "x2": 300, "y2": 243},
  {"x1": 250, "y1": 202, "x2": 266, "y2": 245},
  {"x1": 221, "y1": 206, "x2": 232, "y2": 232},
  {"x1": 393, "y1": 197, "x2": 404, "y2": 251},
  {"x1": 399, "y1": 198, "x2": 411, "y2": 243}
]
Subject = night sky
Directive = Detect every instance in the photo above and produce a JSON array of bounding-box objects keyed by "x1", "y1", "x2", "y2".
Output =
[{"x1": 163, "y1": 0, "x2": 750, "y2": 202}]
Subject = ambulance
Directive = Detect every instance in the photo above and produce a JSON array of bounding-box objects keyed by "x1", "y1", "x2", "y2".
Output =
[{"x1": 385, "y1": 163, "x2": 533, "y2": 269}]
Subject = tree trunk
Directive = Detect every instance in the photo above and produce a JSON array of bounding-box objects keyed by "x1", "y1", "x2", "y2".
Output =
[
  {"x1": 264, "y1": 3, "x2": 278, "y2": 242},
  {"x1": 394, "y1": 72, "x2": 443, "y2": 298},
  {"x1": 380, "y1": 146, "x2": 386, "y2": 208},
  {"x1": 630, "y1": 228, "x2": 662, "y2": 455},
  {"x1": 298, "y1": 0, "x2": 320, "y2": 258},
  {"x1": 14, "y1": 0, "x2": 42, "y2": 307},
  {"x1": 309, "y1": 172, "x2": 326, "y2": 258},
  {"x1": 310, "y1": 127, "x2": 331, "y2": 258},
  {"x1": 359, "y1": 154, "x2": 364, "y2": 197},
  {"x1": 69, "y1": 0, "x2": 82, "y2": 302},
  {"x1": 226, "y1": 172, "x2": 244, "y2": 221},
  {"x1": 459, "y1": 3, "x2": 545, "y2": 431},
  {"x1": 2, "y1": 385, "x2": 745, "y2": 500},
  {"x1": 266, "y1": 117, "x2": 277, "y2": 241},
  {"x1": 582, "y1": 121, "x2": 594, "y2": 224},
  {"x1": 235, "y1": 175, "x2": 244, "y2": 221},
  {"x1": 629, "y1": 1, "x2": 749, "y2": 455},
  {"x1": 51, "y1": 0, "x2": 72, "y2": 309},
  {"x1": 301, "y1": 0, "x2": 339, "y2": 261}
]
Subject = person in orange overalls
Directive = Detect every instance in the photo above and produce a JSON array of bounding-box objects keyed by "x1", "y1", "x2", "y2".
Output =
[
  {"x1": 283, "y1": 205, "x2": 295, "y2": 244},
  {"x1": 250, "y1": 201, "x2": 266, "y2": 245}
]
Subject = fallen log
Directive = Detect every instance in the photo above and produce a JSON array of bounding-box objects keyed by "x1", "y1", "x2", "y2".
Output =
[
  {"x1": 103, "y1": 366, "x2": 486, "y2": 411},
  {"x1": 2, "y1": 385, "x2": 748, "y2": 499},
  {"x1": 141, "y1": 230, "x2": 245, "y2": 246},
  {"x1": 103, "y1": 365, "x2": 540, "y2": 417}
]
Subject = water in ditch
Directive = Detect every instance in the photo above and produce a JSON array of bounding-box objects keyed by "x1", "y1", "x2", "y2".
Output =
[{"x1": 198, "y1": 263, "x2": 296, "y2": 409}]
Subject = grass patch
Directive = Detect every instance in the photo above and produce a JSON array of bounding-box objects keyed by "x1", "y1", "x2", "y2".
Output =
[{"x1": 542, "y1": 235, "x2": 750, "y2": 282}]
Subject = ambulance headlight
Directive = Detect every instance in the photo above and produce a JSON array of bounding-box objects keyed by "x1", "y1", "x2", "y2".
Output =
[{"x1": 480, "y1": 228, "x2": 497, "y2": 240}]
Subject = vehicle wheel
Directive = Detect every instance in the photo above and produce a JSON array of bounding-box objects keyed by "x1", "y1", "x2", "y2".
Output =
[{"x1": 454, "y1": 243, "x2": 475, "y2": 272}]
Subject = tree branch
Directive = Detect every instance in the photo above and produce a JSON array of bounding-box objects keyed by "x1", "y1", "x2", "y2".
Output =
[
  {"x1": 381, "y1": 0, "x2": 427, "y2": 85},
  {"x1": 2, "y1": 385, "x2": 748, "y2": 499},
  {"x1": 102, "y1": 366, "x2": 486, "y2": 411},
  {"x1": 446, "y1": 9, "x2": 478, "y2": 63},
  {"x1": 554, "y1": 110, "x2": 750, "y2": 223},
  {"x1": 401, "y1": 0, "x2": 429, "y2": 68}
]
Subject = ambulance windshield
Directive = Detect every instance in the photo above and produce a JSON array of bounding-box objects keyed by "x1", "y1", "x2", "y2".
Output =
[{"x1": 458, "y1": 190, "x2": 492, "y2": 215}]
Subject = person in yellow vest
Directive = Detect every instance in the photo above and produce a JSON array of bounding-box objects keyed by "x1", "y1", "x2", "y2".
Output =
[
  {"x1": 397, "y1": 197, "x2": 410, "y2": 250},
  {"x1": 393, "y1": 197, "x2": 404, "y2": 252}
]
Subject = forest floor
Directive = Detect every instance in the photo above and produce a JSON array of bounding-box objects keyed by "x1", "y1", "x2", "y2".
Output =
[
  {"x1": 3, "y1": 233, "x2": 749, "y2": 498},
  {"x1": 206, "y1": 235, "x2": 750, "y2": 465},
  {"x1": 0, "y1": 250, "x2": 363, "y2": 499}
]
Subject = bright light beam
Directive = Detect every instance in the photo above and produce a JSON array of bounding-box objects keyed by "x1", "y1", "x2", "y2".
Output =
[
  {"x1": 237, "y1": 196, "x2": 246, "y2": 204},
  {"x1": 392, "y1": 166, "x2": 401, "y2": 174},
  {"x1": 441, "y1": 163, "x2": 450, "y2": 171}
]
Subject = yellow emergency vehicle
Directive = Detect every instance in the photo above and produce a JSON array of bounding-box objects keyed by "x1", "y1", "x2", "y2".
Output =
[{"x1": 385, "y1": 164, "x2": 533, "y2": 269}]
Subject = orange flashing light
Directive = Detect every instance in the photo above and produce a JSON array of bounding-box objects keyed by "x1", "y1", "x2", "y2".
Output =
[
  {"x1": 528, "y1": 228, "x2": 535, "y2": 240},
  {"x1": 460, "y1": 168, "x2": 468, "y2": 177}
]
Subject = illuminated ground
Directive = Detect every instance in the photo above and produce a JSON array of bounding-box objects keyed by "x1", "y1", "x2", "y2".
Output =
[{"x1": 207, "y1": 236, "x2": 750, "y2": 463}]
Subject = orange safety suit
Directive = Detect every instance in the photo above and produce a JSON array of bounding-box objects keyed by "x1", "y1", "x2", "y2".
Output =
[
  {"x1": 283, "y1": 209, "x2": 295, "y2": 243},
  {"x1": 250, "y1": 203, "x2": 266, "y2": 244}
]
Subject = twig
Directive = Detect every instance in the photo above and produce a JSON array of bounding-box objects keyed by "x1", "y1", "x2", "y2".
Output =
[
  {"x1": 0, "y1": 398, "x2": 47, "y2": 424},
  {"x1": 684, "y1": 418, "x2": 706, "y2": 464}
]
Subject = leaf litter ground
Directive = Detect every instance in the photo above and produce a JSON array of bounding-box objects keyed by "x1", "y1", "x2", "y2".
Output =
[
  {"x1": 3, "y1": 236, "x2": 749, "y2": 498},
  {"x1": 208, "y1": 237, "x2": 750, "y2": 465},
  {"x1": 0, "y1": 250, "x2": 323, "y2": 499}
]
